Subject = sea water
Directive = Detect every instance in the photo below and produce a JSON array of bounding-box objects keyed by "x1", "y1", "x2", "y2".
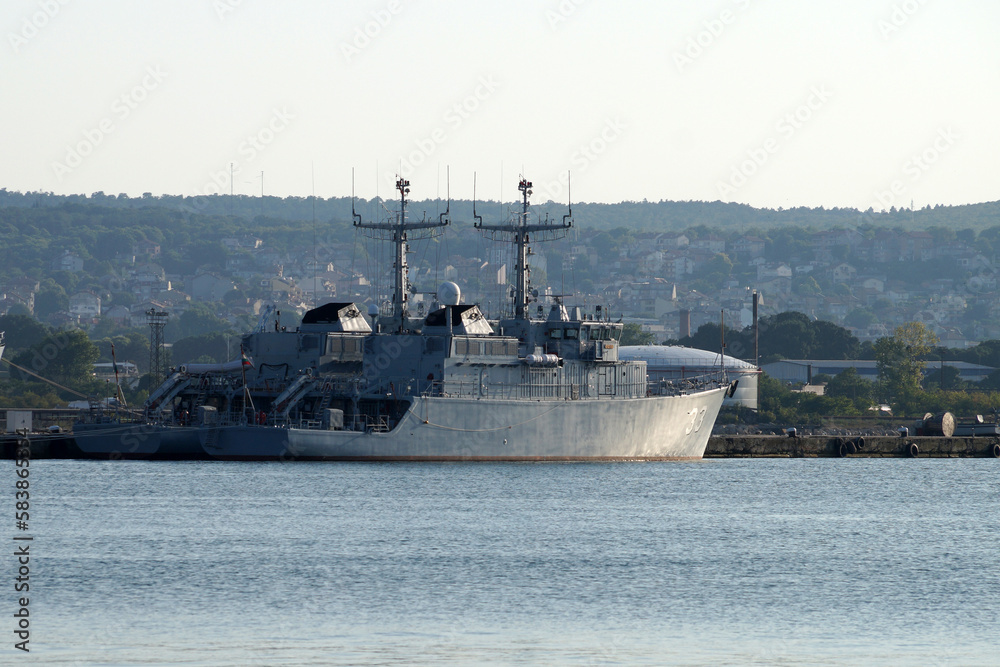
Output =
[{"x1": 6, "y1": 459, "x2": 999, "y2": 665}]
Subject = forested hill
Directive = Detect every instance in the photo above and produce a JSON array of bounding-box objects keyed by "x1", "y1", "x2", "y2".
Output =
[{"x1": 2, "y1": 188, "x2": 998, "y2": 233}]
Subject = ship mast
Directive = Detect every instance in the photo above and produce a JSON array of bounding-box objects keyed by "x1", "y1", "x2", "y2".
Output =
[
  {"x1": 353, "y1": 175, "x2": 450, "y2": 331},
  {"x1": 475, "y1": 176, "x2": 573, "y2": 320}
]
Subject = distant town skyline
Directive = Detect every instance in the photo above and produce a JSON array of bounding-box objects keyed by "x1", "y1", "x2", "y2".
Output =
[{"x1": 3, "y1": 0, "x2": 997, "y2": 210}]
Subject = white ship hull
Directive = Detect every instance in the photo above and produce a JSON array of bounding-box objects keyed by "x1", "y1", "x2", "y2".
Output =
[{"x1": 201, "y1": 386, "x2": 728, "y2": 461}]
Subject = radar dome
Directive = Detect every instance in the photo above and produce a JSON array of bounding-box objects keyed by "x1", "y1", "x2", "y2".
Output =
[
  {"x1": 438, "y1": 281, "x2": 461, "y2": 306},
  {"x1": 367, "y1": 303, "x2": 380, "y2": 318}
]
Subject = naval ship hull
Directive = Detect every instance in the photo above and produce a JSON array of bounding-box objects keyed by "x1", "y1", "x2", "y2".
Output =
[
  {"x1": 73, "y1": 422, "x2": 207, "y2": 459},
  {"x1": 201, "y1": 386, "x2": 728, "y2": 461}
]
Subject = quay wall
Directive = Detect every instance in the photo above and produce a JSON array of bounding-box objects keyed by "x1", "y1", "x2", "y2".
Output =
[{"x1": 706, "y1": 435, "x2": 1000, "y2": 458}]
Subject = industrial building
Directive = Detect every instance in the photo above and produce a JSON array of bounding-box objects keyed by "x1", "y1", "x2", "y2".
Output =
[{"x1": 762, "y1": 359, "x2": 997, "y2": 384}]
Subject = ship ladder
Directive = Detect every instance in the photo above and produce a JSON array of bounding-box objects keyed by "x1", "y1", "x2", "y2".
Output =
[
  {"x1": 193, "y1": 383, "x2": 209, "y2": 410},
  {"x1": 317, "y1": 382, "x2": 334, "y2": 413}
]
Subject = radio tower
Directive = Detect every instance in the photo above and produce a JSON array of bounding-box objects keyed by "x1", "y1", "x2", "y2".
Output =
[{"x1": 146, "y1": 308, "x2": 168, "y2": 385}]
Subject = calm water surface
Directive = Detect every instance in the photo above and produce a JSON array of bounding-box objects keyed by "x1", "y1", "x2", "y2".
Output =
[{"x1": 8, "y1": 459, "x2": 1000, "y2": 666}]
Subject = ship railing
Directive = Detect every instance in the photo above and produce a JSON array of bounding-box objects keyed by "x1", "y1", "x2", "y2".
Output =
[
  {"x1": 262, "y1": 414, "x2": 389, "y2": 433},
  {"x1": 75, "y1": 405, "x2": 146, "y2": 425},
  {"x1": 633, "y1": 356, "x2": 752, "y2": 370},
  {"x1": 421, "y1": 379, "x2": 656, "y2": 400},
  {"x1": 646, "y1": 370, "x2": 728, "y2": 397},
  {"x1": 420, "y1": 371, "x2": 726, "y2": 400},
  {"x1": 359, "y1": 376, "x2": 425, "y2": 398}
]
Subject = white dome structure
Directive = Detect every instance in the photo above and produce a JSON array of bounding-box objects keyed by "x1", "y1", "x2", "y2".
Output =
[
  {"x1": 438, "y1": 281, "x2": 461, "y2": 306},
  {"x1": 619, "y1": 345, "x2": 760, "y2": 409}
]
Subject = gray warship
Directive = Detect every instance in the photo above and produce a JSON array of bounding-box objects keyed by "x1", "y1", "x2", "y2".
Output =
[{"x1": 76, "y1": 177, "x2": 733, "y2": 460}]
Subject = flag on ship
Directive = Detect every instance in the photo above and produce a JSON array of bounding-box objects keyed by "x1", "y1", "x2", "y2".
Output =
[{"x1": 241, "y1": 346, "x2": 254, "y2": 369}]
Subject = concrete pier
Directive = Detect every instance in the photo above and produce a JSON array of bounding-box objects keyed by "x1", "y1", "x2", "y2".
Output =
[{"x1": 705, "y1": 435, "x2": 1000, "y2": 458}]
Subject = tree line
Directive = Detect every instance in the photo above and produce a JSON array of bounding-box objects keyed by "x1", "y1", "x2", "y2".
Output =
[{"x1": 678, "y1": 315, "x2": 1000, "y2": 422}]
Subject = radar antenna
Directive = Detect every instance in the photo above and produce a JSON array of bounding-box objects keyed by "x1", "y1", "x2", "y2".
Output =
[
  {"x1": 475, "y1": 174, "x2": 573, "y2": 320},
  {"x1": 353, "y1": 172, "x2": 450, "y2": 331}
]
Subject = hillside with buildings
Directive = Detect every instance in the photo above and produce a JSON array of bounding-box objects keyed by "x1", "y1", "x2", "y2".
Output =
[{"x1": 1, "y1": 192, "x2": 999, "y2": 358}]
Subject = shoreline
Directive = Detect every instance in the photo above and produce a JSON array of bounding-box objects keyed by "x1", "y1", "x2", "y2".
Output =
[{"x1": 3, "y1": 433, "x2": 999, "y2": 460}]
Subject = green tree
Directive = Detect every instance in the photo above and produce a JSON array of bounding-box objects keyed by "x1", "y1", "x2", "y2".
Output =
[
  {"x1": 4, "y1": 304, "x2": 31, "y2": 317},
  {"x1": 620, "y1": 323, "x2": 655, "y2": 346},
  {"x1": 976, "y1": 369, "x2": 1000, "y2": 392},
  {"x1": 812, "y1": 320, "x2": 860, "y2": 359},
  {"x1": 681, "y1": 322, "x2": 744, "y2": 357},
  {"x1": 11, "y1": 329, "x2": 99, "y2": 392},
  {"x1": 845, "y1": 307, "x2": 877, "y2": 329},
  {"x1": 170, "y1": 303, "x2": 234, "y2": 341},
  {"x1": 792, "y1": 275, "x2": 822, "y2": 296},
  {"x1": 758, "y1": 312, "x2": 815, "y2": 362},
  {"x1": 591, "y1": 231, "x2": 618, "y2": 263},
  {"x1": 34, "y1": 283, "x2": 69, "y2": 318},
  {"x1": 0, "y1": 314, "x2": 49, "y2": 351},
  {"x1": 832, "y1": 283, "x2": 853, "y2": 297},
  {"x1": 873, "y1": 322, "x2": 937, "y2": 412},
  {"x1": 171, "y1": 332, "x2": 234, "y2": 364},
  {"x1": 95, "y1": 332, "x2": 150, "y2": 372},
  {"x1": 924, "y1": 365, "x2": 963, "y2": 391},
  {"x1": 825, "y1": 367, "x2": 872, "y2": 410},
  {"x1": 691, "y1": 253, "x2": 733, "y2": 292}
]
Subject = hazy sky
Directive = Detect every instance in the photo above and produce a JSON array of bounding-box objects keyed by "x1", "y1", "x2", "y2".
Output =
[{"x1": 3, "y1": 0, "x2": 997, "y2": 210}]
